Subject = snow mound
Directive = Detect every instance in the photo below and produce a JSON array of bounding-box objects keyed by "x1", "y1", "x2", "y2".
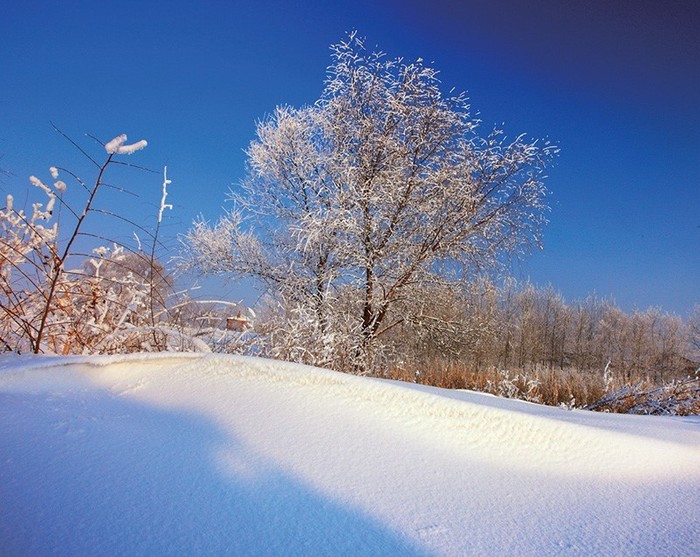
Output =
[{"x1": 1, "y1": 353, "x2": 699, "y2": 556}]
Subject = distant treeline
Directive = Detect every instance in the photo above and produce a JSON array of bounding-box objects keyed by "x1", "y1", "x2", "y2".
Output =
[{"x1": 383, "y1": 278, "x2": 697, "y2": 384}]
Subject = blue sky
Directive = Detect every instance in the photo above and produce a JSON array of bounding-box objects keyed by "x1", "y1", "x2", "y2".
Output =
[{"x1": 1, "y1": 0, "x2": 698, "y2": 315}]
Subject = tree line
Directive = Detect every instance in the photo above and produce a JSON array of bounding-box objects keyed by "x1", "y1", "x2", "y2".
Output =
[{"x1": 380, "y1": 278, "x2": 697, "y2": 383}]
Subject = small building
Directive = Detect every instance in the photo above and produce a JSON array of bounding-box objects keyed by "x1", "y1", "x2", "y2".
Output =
[{"x1": 226, "y1": 311, "x2": 252, "y2": 332}]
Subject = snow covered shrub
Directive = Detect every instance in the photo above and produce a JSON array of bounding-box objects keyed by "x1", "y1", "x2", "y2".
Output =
[
  {"x1": 64, "y1": 245, "x2": 178, "y2": 353},
  {"x1": 1, "y1": 179, "x2": 59, "y2": 352},
  {"x1": 0, "y1": 131, "x2": 196, "y2": 354},
  {"x1": 486, "y1": 369, "x2": 542, "y2": 403},
  {"x1": 244, "y1": 289, "x2": 383, "y2": 372}
]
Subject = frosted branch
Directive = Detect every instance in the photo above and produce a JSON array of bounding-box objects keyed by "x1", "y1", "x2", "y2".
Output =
[
  {"x1": 105, "y1": 134, "x2": 148, "y2": 155},
  {"x1": 158, "y1": 166, "x2": 173, "y2": 223}
]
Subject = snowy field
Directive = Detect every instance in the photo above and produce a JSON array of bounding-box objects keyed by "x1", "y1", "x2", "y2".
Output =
[{"x1": 1, "y1": 353, "x2": 699, "y2": 556}]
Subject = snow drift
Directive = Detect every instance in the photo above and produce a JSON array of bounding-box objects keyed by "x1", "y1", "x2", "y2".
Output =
[{"x1": 1, "y1": 353, "x2": 699, "y2": 556}]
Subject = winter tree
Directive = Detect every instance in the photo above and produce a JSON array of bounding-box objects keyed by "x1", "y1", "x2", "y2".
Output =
[{"x1": 184, "y1": 33, "x2": 558, "y2": 372}]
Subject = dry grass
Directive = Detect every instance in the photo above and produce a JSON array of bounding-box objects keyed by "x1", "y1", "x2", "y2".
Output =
[{"x1": 384, "y1": 361, "x2": 700, "y2": 413}]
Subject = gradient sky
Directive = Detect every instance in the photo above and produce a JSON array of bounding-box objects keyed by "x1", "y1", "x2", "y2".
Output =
[{"x1": 1, "y1": 0, "x2": 698, "y2": 315}]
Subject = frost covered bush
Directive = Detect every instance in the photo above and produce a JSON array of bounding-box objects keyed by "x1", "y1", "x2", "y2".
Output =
[
  {"x1": 1, "y1": 177, "x2": 59, "y2": 345},
  {"x1": 64, "y1": 245, "x2": 178, "y2": 354},
  {"x1": 0, "y1": 132, "x2": 200, "y2": 354},
  {"x1": 487, "y1": 369, "x2": 542, "y2": 403},
  {"x1": 249, "y1": 290, "x2": 387, "y2": 373}
]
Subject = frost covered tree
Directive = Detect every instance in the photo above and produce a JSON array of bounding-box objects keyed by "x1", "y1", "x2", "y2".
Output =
[{"x1": 184, "y1": 33, "x2": 558, "y2": 372}]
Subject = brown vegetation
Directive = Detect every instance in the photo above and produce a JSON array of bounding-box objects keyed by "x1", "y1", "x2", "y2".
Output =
[{"x1": 378, "y1": 280, "x2": 699, "y2": 413}]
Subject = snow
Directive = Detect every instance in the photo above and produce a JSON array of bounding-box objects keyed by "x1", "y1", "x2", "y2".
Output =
[
  {"x1": 104, "y1": 134, "x2": 147, "y2": 155},
  {"x1": 1, "y1": 353, "x2": 698, "y2": 556}
]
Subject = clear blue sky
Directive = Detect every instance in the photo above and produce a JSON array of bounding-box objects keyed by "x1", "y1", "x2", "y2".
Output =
[{"x1": 1, "y1": 0, "x2": 698, "y2": 315}]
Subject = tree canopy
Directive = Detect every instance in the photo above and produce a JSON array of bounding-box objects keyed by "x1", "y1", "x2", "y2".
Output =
[{"x1": 184, "y1": 33, "x2": 558, "y2": 371}]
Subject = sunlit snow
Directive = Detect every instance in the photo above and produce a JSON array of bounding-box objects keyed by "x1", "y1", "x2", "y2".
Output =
[{"x1": 1, "y1": 353, "x2": 698, "y2": 556}]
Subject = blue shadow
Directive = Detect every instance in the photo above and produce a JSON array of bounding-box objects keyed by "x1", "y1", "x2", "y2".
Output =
[{"x1": 0, "y1": 384, "x2": 430, "y2": 556}]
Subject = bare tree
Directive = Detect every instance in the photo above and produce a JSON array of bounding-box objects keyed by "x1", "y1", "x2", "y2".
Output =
[
  {"x1": 184, "y1": 33, "x2": 558, "y2": 372},
  {"x1": 687, "y1": 304, "x2": 700, "y2": 356}
]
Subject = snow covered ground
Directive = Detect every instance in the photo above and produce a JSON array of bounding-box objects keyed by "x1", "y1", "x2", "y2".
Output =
[{"x1": 1, "y1": 353, "x2": 699, "y2": 556}]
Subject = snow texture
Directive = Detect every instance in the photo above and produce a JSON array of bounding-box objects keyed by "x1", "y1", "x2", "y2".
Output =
[
  {"x1": 1, "y1": 353, "x2": 698, "y2": 556},
  {"x1": 104, "y1": 134, "x2": 147, "y2": 155}
]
